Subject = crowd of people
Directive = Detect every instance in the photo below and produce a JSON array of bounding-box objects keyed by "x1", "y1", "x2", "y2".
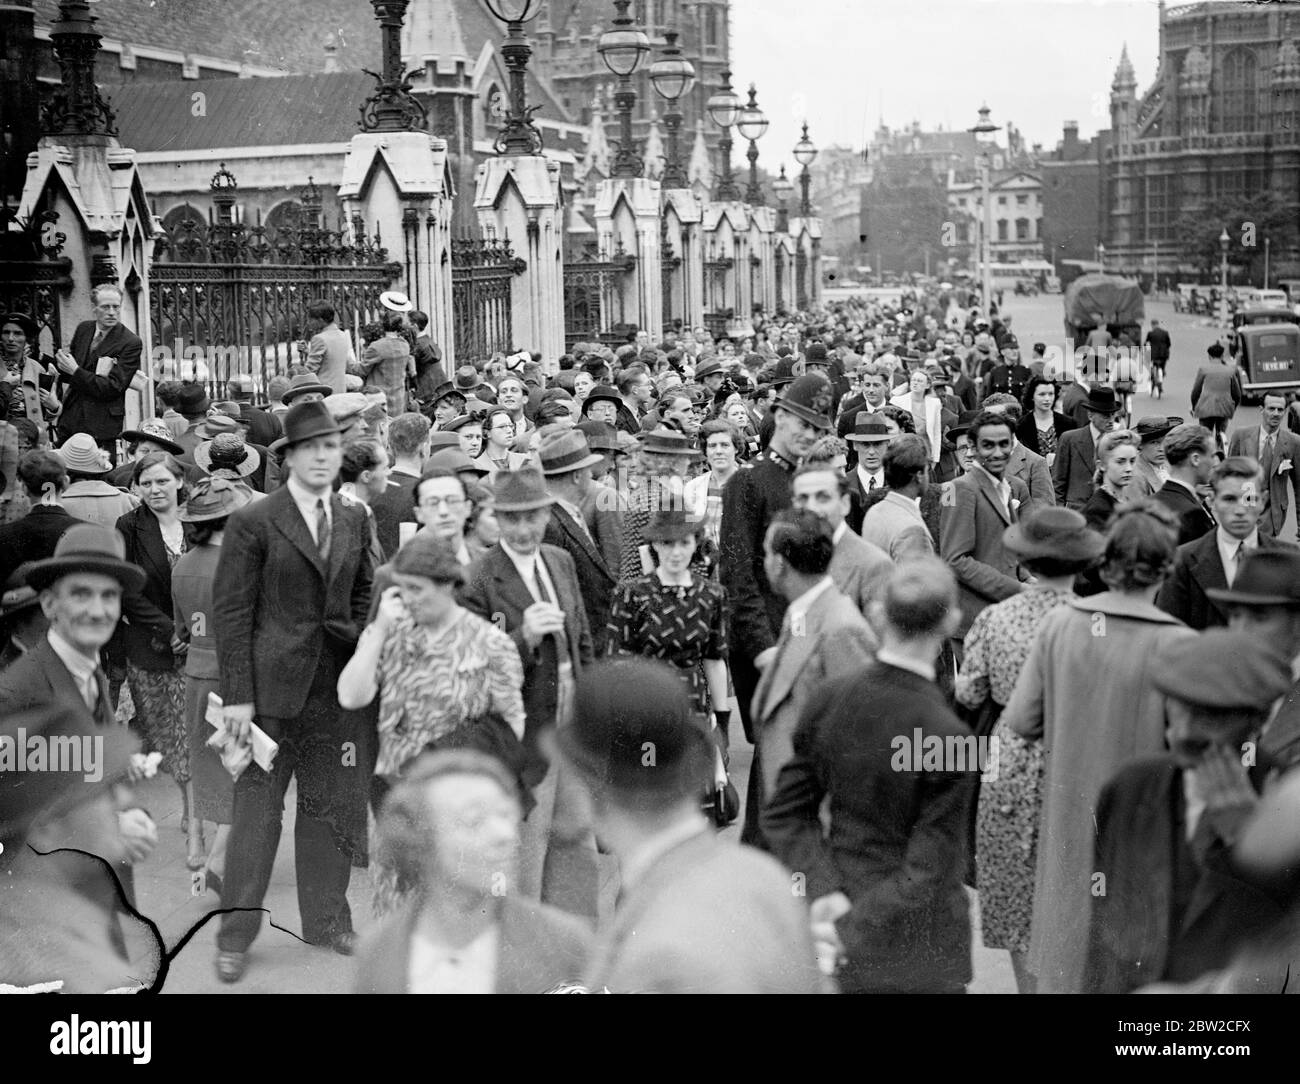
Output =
[{"x1": 2, "y1": 280, "x2": 1300, "y2": 995}]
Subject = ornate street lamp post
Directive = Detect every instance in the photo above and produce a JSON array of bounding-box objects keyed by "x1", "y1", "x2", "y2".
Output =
[
  {"x1": 736, "y1": 84, "x2": 769, "y2": 206},
  {"x1": 598, "y1": 0, "x2": 651, "y2": 179},
  {"x1": 772, "y1": 164, "x2": 794, "y2": 233},
  {"x1": 1219, "y1": 227, "x2": 1231, "y2": 328},
  {"x1": 706, "y1": 69, "x2": 742, "y2": 201},
  {"x1": 360, "y1": 0, "x2": 427, "y2": 132},
  {"x1": 484, "y1": 0, "x2": 544, "y2": 155},
  {"x1": 793, "y1": 121, "x2": 818, "y2": 216},
  {"x1": 968, "y1": 104, "x2": 1000, "y2": 316},
  {"x1": 649, "y1": 30, "x2": 696, "y2": 188}
]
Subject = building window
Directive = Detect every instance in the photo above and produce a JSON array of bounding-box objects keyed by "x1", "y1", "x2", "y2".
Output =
[
  {"x1": 997, "y1": 195, "x2": 1006, "y2": 206},
  {"x1": 1015, "y1": 217, "x2": 1029, "y2": 241},
  {"x1": 997, "y1": 219, "x2": 1008, "y2": 241},
  {"x1": 704, "y1": 6, "x2": 719, "y2": 54},
  {"x1": 1220, "y1": 47, "x2": 1259, "y2": 133},
  {"x1": 1016, "y1": 193, "x2": 1028, "y2": 205}
]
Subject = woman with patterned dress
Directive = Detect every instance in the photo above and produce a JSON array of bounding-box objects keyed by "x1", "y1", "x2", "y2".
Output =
[
  {"x1": 114, "y1": 452, "x2": 195, "y2": 859},
  {"x1": 606, "y1": 508, "x2": 730, "y2": 755},
  {"x1": 954, "y1": 506, "x2": 1104, "y2": 994}
]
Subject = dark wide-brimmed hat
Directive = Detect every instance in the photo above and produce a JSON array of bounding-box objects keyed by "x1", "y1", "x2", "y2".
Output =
[
  {"x1": 643, "y1": 508, "x2": 703, "y2": 543},
  {"x1": 176, "y1": 384, "x2": 212, "y2": 416},
  {"x1": 1002, "y1": 506, "x2": 1104, "y2": 563},
  {"x1": 639, "y1": 429, "x2": 701, "y2": 459},
  {"x1": 25, "y1": 523, "x2": 146, "y2": 594},
  {"x1": 581, "y1": 386, "x2": 622, "y2": 413},
  {"x1": 453, "y1": 365, "x2": 484, "y2": 393},
  {"x1": 1133, "y1": 415, "x2": 1181, "y2": 444},
  {"x1": 1083, "y1": 384, "x2": 1120, "y2": 415},
  {"x1": 490, "y1": 467, "x2": 555, "y2": 512},
  {"x1": 281, "y1": 373, "x2": 332, "y2": 405},
  {"x1": 694, "y1": 359, "x2": 724, "y2": 380},
  {"x1": 558, "y1": 658, "x2": 713, "y2": 794},
  {"x1": 945, "y1": 409, "x2": 983, "y2": 442},
  {"x1": 768, "y1": 358, "x2": 798, "y2": 387},
  {"x1": 57, "y1": 433, "x2": 111, "y2": 476},
  {"x1": 538, "y1": 429, "x2": 605, "y2": 476},
  {"x1": 1152, "y1": 629, "x2": 1292, "y2": 711},
  {"x1": 119, "y1": 419, "x2": 184, "y2": 457},
  {"x1": 429, "y1": 381, "x2": 466, "y2": 408},
  {"x1": 774, "y1": 374, "x2": 834, "y2": 431},
  {"x1": 179, "y1": 474, "x2": 256, "y2": 522},
  {"x1": 804, "y1": 342, "x2": 830, "y2": 365},
  {"x1": 196, "y1": 431, "x2": 260, "y2": 477},
  {"x1": 0, "y1": 570, "x2": 39, "y2": 623},
  {"x1": 426, "y1": 447, "x2": 489, "y2": 478},
  {"x1": 1, "y1": 311, "x2": 39, "y2": 341},
  {"x1": 575, "y1": 419, "x2": 619, "y2": 453},
  {"x1": 268, "y1": 399, "x2": 342, "y2": 453},
  {"x1": 1207, "y1": 549, "x2": 1300, "y2": 608},
  {"x1": 846, "y1": 412, "x2": 891, "y2": 444}
]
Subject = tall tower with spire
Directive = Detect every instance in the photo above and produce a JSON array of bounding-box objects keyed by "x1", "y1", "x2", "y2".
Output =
[{"x1": 1110, "y1": 44, "x2": 1138, "y2": 153}]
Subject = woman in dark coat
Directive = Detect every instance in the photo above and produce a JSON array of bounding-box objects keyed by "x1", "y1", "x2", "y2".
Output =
[
  {"x1": 115, "y1": 451, "x2": 194, "y2": 860},
  {"x1": 1016, "y1": 377, "x2": 1077, "y2": 467}
]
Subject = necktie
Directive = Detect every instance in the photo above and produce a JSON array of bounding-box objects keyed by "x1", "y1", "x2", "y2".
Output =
[
  {"x1": 315, "y1": 498, "x2": 331, "y2": 562},
  {"x1": 530, "y1": 558, "x2": 556, "y2": 606},
  {"x1": 89, "y1": 330, "x2": 104, "y2": 356},
  {"x1": 867, "y1": 475, "x2": 878, "y2": 492}
]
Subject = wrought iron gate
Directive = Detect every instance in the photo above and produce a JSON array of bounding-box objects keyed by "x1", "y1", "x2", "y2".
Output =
[
  {"x1": 149, "y1": 167, "x2": 400, "y2": 398},
  {"x1": 0, "y1": 204, "x2": 74, "y2": 356},
  {"x1": 450, "y1": 236, "x2": 522, "y2": 361},
  {"x1": 702, "y1": 256, "x2": 733, "y2": 339},
  {"x1": 562, "y1": 242, "x2": 635, "y2": 350}
]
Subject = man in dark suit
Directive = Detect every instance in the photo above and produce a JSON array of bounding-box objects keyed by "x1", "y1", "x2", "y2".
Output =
[
  {"x1": 54, "y1": 285, "x2": 142, "y2": 458},
  {"x1": 940, "y1": 410, "x2": 1032, "y2": 643},
  {"x1": 1152, "y1": 423, "x2": 1217, "y2": 546},
  {"x1": 1158, "y1": 456, "x2": 1297, "y2": 629},
  {"x1": 1084, "y1": 630, "x2": 1293, "y2": 993},
  {"x1": 1227, "y1": 392, "x2": 1300, "y2": 540},
  {"x1": 1052, "y1": 384, "x2": 1120, "y2": 509},
  {"x1": 0, "y1": 451, "x2": 82, "y2": 586},
  {"x1": 370, "y1": 412, "x2": 430, "y2": 559},
  {"x1": 460, "y1": 468, "x2": 600, "y2": 921},
  {"x1": 843, "y1": 412, "x2": 891, "y2": 533},
  {"x1": 212, "y1": 400, "x2": 375, "y2": 983},
  {"x1": 540, "y1": 430, "x2": 617, "y2": 656},
  {"x1": 763, "y1": 559, "x2": 978, "y2": 993}
]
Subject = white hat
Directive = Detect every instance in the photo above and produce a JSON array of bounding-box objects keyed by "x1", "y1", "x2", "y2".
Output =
[{"x1": 379, "y1": 290, "x2": 414, "y2": 313}]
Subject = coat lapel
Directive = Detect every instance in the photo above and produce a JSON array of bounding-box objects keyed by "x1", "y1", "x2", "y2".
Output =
[
  {"x1": 975, "y1": 469, "x2": 1012, "y2": 525},
  {"x1": 759, "y1": 589, "x2": 832, "y2": 721},
  {"x1": 326, "y1": 494, "x2": 354, "y2": 584},
  {"x1": 269, "y1": 487, "x2": 327, "y2": 578},
  {"x1": 553, "y1": 506, "x2": 611, "y2": 581},
  {"x1": 491, "y1": 548, "x2": 541, "y2": 618}
]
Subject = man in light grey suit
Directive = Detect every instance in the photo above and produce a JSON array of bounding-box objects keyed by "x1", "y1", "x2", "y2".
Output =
[
  {"x1": 753, "y1": 509, "x2": 877, "y2": 801},
  {"x1": 792, "y1": 465, "x2": 892, "y2": 618},
  {"x1": 561, "y1": 658, "x2": 822, "y2": 994},
  {"x1": 304, "y1": 299, "x2": 354, "y2": 395},
  {"x1": 1228, "y1": 392, "x2": 1300, "y2": 540}
]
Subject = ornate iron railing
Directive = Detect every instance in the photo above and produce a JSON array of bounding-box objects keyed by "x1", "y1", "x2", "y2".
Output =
[
  {"x1": 0, "y1": 205, "x2": 74, "y2": 356},
  {"x1": 451, "y1": 235, "x2": 524, "y2": 361},
  {"x1": 562, "y1": 242, "x2": 636, "y2": 350},
  {"x1": 702, "y1": 256, "x2": 733, "y2": 337}
]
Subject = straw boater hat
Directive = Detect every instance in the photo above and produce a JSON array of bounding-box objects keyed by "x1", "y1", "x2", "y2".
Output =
[
  {"x1": 57, "y1": 433, "x2": 112, "y2": 476},
  {"x1": 380, "y1": 290, "x2": 414, "y2": 313},
  {"x1": 119, "y1": 419, "x2": 184, "y2": 457},
  {"x1": 490, "y1": 468, "x2": 555, "y2": 512},
  {"x1": 25, "y1": 523, "x2": 146, "y2": 594}
]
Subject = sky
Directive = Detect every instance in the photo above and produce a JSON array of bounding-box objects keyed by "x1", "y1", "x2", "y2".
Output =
[{"x1": 731, "y1": 0, "x2": 1162, "y2": 166}]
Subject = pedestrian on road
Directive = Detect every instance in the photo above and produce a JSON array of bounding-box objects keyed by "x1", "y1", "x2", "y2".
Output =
[{"x1": 1190, "y1": 342, "x2": 1242, "y2": 453}]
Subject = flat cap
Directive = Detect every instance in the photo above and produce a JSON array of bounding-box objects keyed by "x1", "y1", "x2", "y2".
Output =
[{"x1": 1152, "y1": 629, "x2": 1293, "y2": 711}]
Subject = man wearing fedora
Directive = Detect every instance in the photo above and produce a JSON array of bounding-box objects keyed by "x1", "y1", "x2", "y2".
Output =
[
  {"x1": 1129, "y1": 415, "x2": 1177, "y2": 498},
  {"x1": 1157, "y1": 456, "x2": 1297, "y2": 631},
  {"x1": 0, "y1": 450, "x2": 82, "y2": 587},
  {"x1": 1228, "y1": 392, "x2": 1300, "y2": 540},
  {"x1": 1084, "y1": 629, "x2": 1294, "y2": 993},
  {"x1": 171, "y1": 384, "x2": 214, "y2": 456},
  {"x1": 54, "y1": 284, "x2": 142, "y2": 460},
  {"x1": 844, "y1": 412, "x2": 894, "y2": 534},
  {"x1": 459, "y1": 468, "x2": 600, "y2": 920},
  {"x1": 540, "y1": 430, "x2": 617, "y2": 656},
  {"x1": 57, "y1": 434, "x2": 139, "y2": 529},
  {"x1": 304, "y1": 300, "x2": 354, "y2": 396},
  {"x1": 281, "y1": 373, "x2": 333, "y2": 408},
  {"x1": 1051, "y1": 383, "x2": 1120, "y2": 510},
  {"x1": 226, "y1": 373, "x2": 281, "y2": 449},
  {"x1": 1153, "y1": 423, "x2": 1218, "y2": 546},
  {"x1": 721, "y1": 374, "x2": 834, "y2": 846},
  {"x1": 563, "y1": 658, "x2": 821, "y2": 993},
  {"x1": 211, "y1": 399, "x2": 375, "y2": 982}
]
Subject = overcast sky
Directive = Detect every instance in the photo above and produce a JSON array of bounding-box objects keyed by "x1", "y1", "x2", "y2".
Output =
[{"x1": 731, "y1": 0, "x2": 1161, "y2": 165}]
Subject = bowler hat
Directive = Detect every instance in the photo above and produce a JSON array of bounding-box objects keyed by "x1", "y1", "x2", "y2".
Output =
[
  {"x1": 1002, "y1": 506, "x2": 1104, "y2": 563},
  {"x1": 804, "y1": 342, "x2": 830, "y2": 365},
  {"x1": 1083, "y1": 384, "x2": 1120, "y2": 414},
  {"x1": 429, "y1": 381, "x2": 466, "y2": 408},
  {"x1": 640, "y1": 429, "x2": 701, "y2": 458},
  {"x1": 1208, "y1": 549, "x2": 1300, "y2": 608},
  {"x1": 581, "y1": 386, "x2": 622, "y2": 413},
  {"x1": 25, "y1": 523, "x2": 146, "y2": 594},
  {"x1": 774, "y1": 374, "x2": 834, "y2": 431},
  {"x1": 176, "y1": 384, "x2": 212, "y2": 416},
  {"x1": 1152, "y1": 629, "x2": 1292, "y2": 711},
  {"x1": 119, "y1": 419, "x2": 184, "y2": 457},
  {"x1": 57, "y1": 433, "x2": 111, "y2": 476},
  {"x1": 440, "y1": 414, "x2": 480, "y2": 435},
  {"x1": 1134, "y1": 415, "x2": 1177, "y2": 445},
  {"x1": 490, "y1": 467, "x2": 555, "y2": 512},
  {"x1": 538, "y1": 429, "x2": 605, "y2": 476},
  {"x1": 282, "y1": 373, "x2": 332, "y2": 404},
  {"x1": 558, "y1": 658, "x2": 713, "y2": 794},
  {"x1": 846, "y1": 412, "x2": 892, "y2": 443},
  {"x1": 1, "y1": 312, "x2": 40, "y2": 342},
  {"x1": 179, "y1": 474, "x2": 256, "y2": 522},
  {"x1": 267, "y1": 399, "x2": 342, "y2": 453},
  {"x1": 0, "y1": 703, "x2": 140, "y2": 840},
  {"x1": 643, "y1": 508, "x2": 703, "y2": 543}
]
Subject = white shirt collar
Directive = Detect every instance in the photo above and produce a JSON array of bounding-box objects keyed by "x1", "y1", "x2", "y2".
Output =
[
  {"x1": 832, "y1": 521, "x2": 848, "y2": 546},
  {"x1": 46, "y1": 627, "x2": 99, "y2": 701},
  {"x1": 500, "y1": 539, "x2": 555, "y2": 601},
  {"x1": 876, "y1": 646, "x2": 936, "y2": 682},
  {"x1": 857, "y1": 463, "x2": 884, "y2": 488},
  {"x1": 1217, "y1": 528, "x2": 1258, "y2": 581},
  {"x1": 788, "y1": 576, "x2": 835, "y2": 622},
  {"x1": 286, "y1": 475, "x2": 332, "y2": 541}
]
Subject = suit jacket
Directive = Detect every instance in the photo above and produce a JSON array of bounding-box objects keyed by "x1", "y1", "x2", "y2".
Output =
[
  {"x1": 940, "y1": 468, "x2": 1030, "y2": 638},
  {"x1": 583, "y1": 828, "x2": 822, "y2": 994},
  {"x1": 1152, "y1": 479, "x2": 1216, "y2": 547},
  {"x1": 1084, "y1": 756, "x2": 1286, "y2": 994},
  {"x1": 56, "y1": 321, "x2": 143, "y2": 443},
  {"x1": 1190, "y1": 363, "x2": 1242, "y2": 420},
  {"x1": 0, "y1": 504, "x2": 82, "y2": 586},
  {"x1": 862, "y1": 490, "x2": 934, "y2": 560},
  {"x1": 1227, "y1": 424, "x2": 1300, "y2": 538},
  {"x1": 361, "y1": 336, "x2": 412, "y2": 414},
  {"x1": 213, "y1": 485, "x2": 374, "y2": 720},
  {"x1": 370, "y1": 469, "x2": 419, "y2": 560},
  {"x1": 1156, "y1": 530, "x2": 1296, "y2": 630},
  {"x1": 354, "y1": 896, "x2": 591, "y2": 994},
  {"x1": 0, "y1": 636, "x2": 114, "y2": 729},
  {"x1": 1007, "y1": 441, "x2": 1055, "y2": 506},
  {"x1": 459, "y1": 543, "x2": 592, "y2": 761},
  {"x1": 752, "y1": 582, "x2": 876, "y2": 796},
  {"x1": 763, "y1": 662, "x2": 977, "y2": 993},
  {"x1": 411, "y1": 335, "x2": 447, "y2": 401},
  {"x1": 828, "y1": 528, "x2": 893, "y2": 619},
  {"x1": 544, "y1": 502, "x2": 617, "y2": 655},
  {"x1": 305, "y1": 323, "x2": 353, "y2": 395},
  {"x1": 579, "y1": 482, "x2": 625, "y2": 579},
  {"x1": 238, "y1": 402, "x2": 282, "y2": 449},
  {"x1": 114, "y1": 504, "x2": 180, "y2": 670},
  {"x1": 1057, "y1": 382, "x2": 1092, "y2": 429},
  {"x1": 1052, "y1": 425, "x2": 1098, "y2": 509}
]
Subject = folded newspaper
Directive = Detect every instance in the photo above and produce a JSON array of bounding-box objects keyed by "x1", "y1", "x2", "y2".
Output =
[{"x1": 205, "y1": 692, "x2": 279, "y2": 780}]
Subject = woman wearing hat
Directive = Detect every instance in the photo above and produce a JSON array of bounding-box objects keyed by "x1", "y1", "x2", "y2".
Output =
[
  {"x1": 1001, "y1": 502, "x2": 1197, "y2": 993},
  {"x1": 442, "y1": 411, "x2": 485, "y2": 461},
  {"x1": 109, "y1": 419, "x2": 187, "y2": 489},
  {"x1": 474, "y1": 407, "x2": 528, "y2": 478},
  {"x1": 115, "y1": 451, "x2": 196, "y2": 860},
  {"x1": 619, "y1": 428, "x2": 704, "y2": 582},
  {"x1": 59, "y1": 432, "x2": 139, "y2": 528},
  {"x1": 954, "y1": 507, "x2": 1103, "y2": 993},
  {"x1": 171, "y1": 476, "x2": 256, "y2": 884}
]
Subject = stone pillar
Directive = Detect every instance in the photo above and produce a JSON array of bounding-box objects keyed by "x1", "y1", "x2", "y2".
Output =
[
  {"x1": 474, "y1": 155, "x2": 564, "y2": 373},
  {"x1": 337, "y1": 131, "x2": 456, "y2": 364},
  {"x1": 595, "y1": 176, "x2": 663, "y2": 339},
  {"x1": 661, "y1": 188, "x2": 704, "y2": 335}
]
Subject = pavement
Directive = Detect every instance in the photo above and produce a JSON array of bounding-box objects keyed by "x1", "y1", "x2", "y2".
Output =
[{"x1": 126, "y1": 291, "x2": 1254, "y2": 994}]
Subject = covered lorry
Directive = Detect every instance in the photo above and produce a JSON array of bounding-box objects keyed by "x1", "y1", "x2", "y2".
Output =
[{"x1": 1063, "y1": 272, "x2": 1145, "y2": 349}]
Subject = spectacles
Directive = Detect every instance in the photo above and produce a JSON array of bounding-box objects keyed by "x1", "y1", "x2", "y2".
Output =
[{"x1": 419, "y1": 496, "x2": 466, "y2": 510}]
